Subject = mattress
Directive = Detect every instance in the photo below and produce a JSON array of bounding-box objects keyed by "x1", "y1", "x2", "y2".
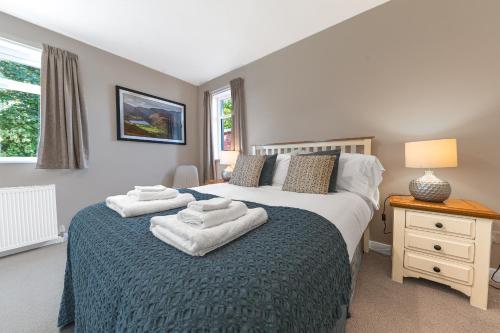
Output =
[
  {"x1": 332, "y1": 241, "x2": 365, "y2": 333},
  {"x1": 193, "y1": 183, "x2": 374, "y2": 261}
]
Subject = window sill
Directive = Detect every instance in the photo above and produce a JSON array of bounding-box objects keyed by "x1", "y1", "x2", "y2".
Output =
[{"x1": 0, "y1": 157, "x2": 37, "y2": 164}]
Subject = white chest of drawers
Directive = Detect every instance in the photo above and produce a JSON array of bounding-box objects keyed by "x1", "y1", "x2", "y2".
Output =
[{"x1": 390, "y1": 196, "x2": 499, "y2": 310}]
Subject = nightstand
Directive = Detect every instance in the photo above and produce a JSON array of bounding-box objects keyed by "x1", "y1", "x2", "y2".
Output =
[
  {"x1": 205, "y1": 179, "x2": 226, "y2": 185},
  {"x1": 390, "y1": 196, "x2": 500, "y2": 310}
]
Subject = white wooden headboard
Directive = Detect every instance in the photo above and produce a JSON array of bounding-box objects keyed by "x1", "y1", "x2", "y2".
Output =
[{"x1": 251, "y1": 136, "x2": 374, "y2": 156}]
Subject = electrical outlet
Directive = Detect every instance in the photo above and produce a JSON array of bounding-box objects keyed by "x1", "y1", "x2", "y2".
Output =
[{"x1": 492, "y1": 230, "x2": 500, "y2": 244}]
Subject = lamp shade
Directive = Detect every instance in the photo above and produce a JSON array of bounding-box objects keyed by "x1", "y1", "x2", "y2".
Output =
[
  {"x1": 219, "y1": 150, "x2": 239, "y2": 166},
  {"x1": 405, "y1": 139, "x2": 457, "y2": 168}
]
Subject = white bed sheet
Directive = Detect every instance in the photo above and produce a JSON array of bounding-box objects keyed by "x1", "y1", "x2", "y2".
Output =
[{"x1": 191, "y1": 183, "x2": 373, "y2": 261}]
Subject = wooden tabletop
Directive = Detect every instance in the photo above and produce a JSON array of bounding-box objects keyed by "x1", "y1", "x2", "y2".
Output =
[
  {"x1": 206, "y1": 179, "x2": 226, "y2": 185},
  {"x1": 389, "y1": 196, "x2": 500, "y2": 220}
]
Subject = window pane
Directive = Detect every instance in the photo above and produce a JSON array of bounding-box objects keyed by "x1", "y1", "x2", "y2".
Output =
[
  {"x1": 0, "y1": 89, "x2": 40, "y2": 157},
  {"x1": 222, "y1": 98, "x2": 232, "y2": 116},
  {"x1": 219, "y1": 98, "x2": 233, "y2": 150},
  {"x1": 220, "y1": 118, "x2": 232, "y2": 151},
  {"x1": 223, "y1": 117, "x2": 232, "y2": 131},
  {"x1": 212, "y1": 90, "x2": 233, "y2": 154},
  {"x1": 221, "y1": 100, "x2": 233, "y2": 151},
  {"x1": 0, "y1": 59, "x2": 40, "y2": 85},
  {"x1": 223, "y1": 130, "x2": 232, "y2": 151}
]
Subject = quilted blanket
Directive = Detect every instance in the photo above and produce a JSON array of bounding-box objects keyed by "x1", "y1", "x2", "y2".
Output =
[{"x1": 58, "y1": 189, "x2": 351, "y2": 332}]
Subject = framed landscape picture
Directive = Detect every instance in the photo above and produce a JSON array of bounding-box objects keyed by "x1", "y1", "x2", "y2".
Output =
[{"x1": 116, "y1": 86, "x2": 186, "y2": 145}]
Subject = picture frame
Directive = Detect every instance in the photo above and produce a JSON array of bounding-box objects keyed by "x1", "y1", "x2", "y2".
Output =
[{"x1": 115, "y1": 86, "x2": 186, "y2": 145}]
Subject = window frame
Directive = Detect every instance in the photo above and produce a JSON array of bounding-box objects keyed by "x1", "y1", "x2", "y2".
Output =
[
  {"x1": 219, "y1": 97, "x2": 233, "y2": 151},
  {"x1": 211, "y1": 88, "x2": 233, "y2": 161},
  {"x1": 0, "y1": 37, "x2": 41, "y2": 164}
]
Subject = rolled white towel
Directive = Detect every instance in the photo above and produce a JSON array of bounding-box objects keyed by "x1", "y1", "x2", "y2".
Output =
[
  {"x1": 187, "y1": 197, "x2": 232, "y2": 212},
  {"x1": 134, "y1": 185, "x2": 167, "y2": 192},
  {"x1": 127, "y1": 188, "x2": 178, "y2": 201},
  {"x1": 150, "y1": 207, "x2": 268, "y2": 256},
  {"x1": 178, "y1": 201, "x2": 248, "y2": 229},
  {"x1": 106, "y1": 193, "x2": 195, "y2": 218}
]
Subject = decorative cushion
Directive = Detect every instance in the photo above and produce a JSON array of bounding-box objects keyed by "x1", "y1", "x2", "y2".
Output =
[
  {"x1": 259, "y1": 154, "x2": 278, "y2": 186},
  {"x1": 282, "y1": 155, "x2": 336, "y2": 194},
  {"x1": 271, "y1": 151, "x2": 302, "y2": 186},
  {"x1": 229, "y1": 155, "x2": 266, "y2": 187},
  {"x1": 271, "y1": 154, "x2": 291, "y2": 186},
  {"x1": 300, "y1": 149, "x2": 341, "y2": 192}
]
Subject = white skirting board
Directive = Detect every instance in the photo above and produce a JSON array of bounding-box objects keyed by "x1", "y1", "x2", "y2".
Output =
[
  {"x1": 368, "y1": 240, "x2": 392, "y2": 256},
  {"x1": 0, "y1": 234, "x2": 66, "y2": 258},
  {"x1": 368, "y1": 240, "x2": 499, "y2": 280}
]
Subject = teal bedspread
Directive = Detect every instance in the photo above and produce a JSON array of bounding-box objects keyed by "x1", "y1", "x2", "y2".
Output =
[{"x1": 58, "y1": 189, "x2": 351, "y2": 332}]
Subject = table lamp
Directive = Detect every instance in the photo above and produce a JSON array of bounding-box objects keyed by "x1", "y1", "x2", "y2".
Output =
[
  {"x1": 219, "y1": 150, "x2": 239, "y2": 181},
  {"x1": 405, "y1": 139, "x2": 457, "y2": 202}
]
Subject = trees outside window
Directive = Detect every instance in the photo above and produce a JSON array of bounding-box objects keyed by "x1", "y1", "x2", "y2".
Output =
[
  {"x1": 0, "y1": 39, "x2": 41, "y2": 161},
  {"x1": 220, "y1": 98, "x2": 232, "y2": 151},
  {"x1": 211, "y1": 89, "x2": 233, "y2": 155}
]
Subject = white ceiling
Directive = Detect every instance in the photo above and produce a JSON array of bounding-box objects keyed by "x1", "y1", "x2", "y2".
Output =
[{"x1": 0, "y1": 0, "x2": 389, "y2": 85}]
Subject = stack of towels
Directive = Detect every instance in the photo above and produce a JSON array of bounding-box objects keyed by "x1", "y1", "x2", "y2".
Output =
[
  {"x1": 106, "y1": 185, "x2": 195, "y2": 218},
  {"x1": 150, "y1": 197, "x2": 268, "y2": 256}
]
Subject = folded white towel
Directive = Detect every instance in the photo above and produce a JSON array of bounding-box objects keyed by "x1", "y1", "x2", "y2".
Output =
[
  {"x1": 178, "y1": 201, "x2": 248, "y2": 229},
  {"x1": 150, "y1": 207, "x2": 268, "y2": 256},
  {"x1": 187, "y1": 197, "x2": 232, "y2": 212},
  {"x1": 127, "y1": 188, "x2": 179, "y2": 201},
  {"x1": 134, "y1": 185, "x2": 167, "y2": 192},
  {"x1": 106, "y1": 193, "x2": 195, "y2": 218}
]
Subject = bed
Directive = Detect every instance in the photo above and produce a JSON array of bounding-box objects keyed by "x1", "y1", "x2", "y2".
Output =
[{"x1": 58, "y1": 137, "x2": 380, "y2": 332}]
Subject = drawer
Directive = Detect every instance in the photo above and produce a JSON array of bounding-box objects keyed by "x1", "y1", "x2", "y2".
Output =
[
  {"x1": 406, "y1": 211, "x2": 475, "y2": 238},
  {"x1": 404, "y1": 251, "x2": 473, "y2": 285},
  {"x1": 405, "y1": 230, "x2": 475, "y2": 262}
]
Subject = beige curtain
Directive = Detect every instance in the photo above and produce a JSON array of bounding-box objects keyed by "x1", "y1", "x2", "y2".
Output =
[
  {"x1": 230, "y1": 78, "x2": 247, "y2": 154},
  {"x1": 203, "y1": 91, "x2": 216, "y2": 181},
  {"x1": 36, "y1": 44, "x2": 89, "y2": 169}
]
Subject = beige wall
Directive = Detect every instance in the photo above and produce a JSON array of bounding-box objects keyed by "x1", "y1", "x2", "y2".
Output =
[
  {"x1": 0, "y1": 12, "x2": 200, "y2": 228},
  {"x1": 198, "y1": 0, "x2": 500, "y2": 266}
]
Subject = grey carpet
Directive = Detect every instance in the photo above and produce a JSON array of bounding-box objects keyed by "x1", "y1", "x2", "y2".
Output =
[
  {"x1": 347, "y1": 252, "x2": 500, "y2": 332},
  {"x1": 0, "y1": 244, "x2": 498, "y2": 332},
  {"x1": 0, "y1": 243, "x2": 73, "y2": 333}
]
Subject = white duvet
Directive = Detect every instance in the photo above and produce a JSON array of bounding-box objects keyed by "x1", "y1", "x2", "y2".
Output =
[{"x1": 191, "y1": 183, "x2": 373, "y2": 261}]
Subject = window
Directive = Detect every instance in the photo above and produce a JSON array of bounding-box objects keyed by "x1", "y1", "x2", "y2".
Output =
[
  {"x1": 211, "y1": 88, "x2": 233, "y2": 155},
  {"x1": 0, "y1": 38, "x2": 41, "y2": 163},
  {"x1": 220, "y1": 98, "x2": 233, "y2": 151}
]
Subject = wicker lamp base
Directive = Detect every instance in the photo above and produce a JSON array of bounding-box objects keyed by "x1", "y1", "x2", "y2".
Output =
[{"x1": 409, "y1": 170, "x2": 451, "y2": 203}]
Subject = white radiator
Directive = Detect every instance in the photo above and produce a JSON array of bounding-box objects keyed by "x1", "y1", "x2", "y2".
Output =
[{"x1": 0, "y1": 185, "x2": 61, "y2": 255}]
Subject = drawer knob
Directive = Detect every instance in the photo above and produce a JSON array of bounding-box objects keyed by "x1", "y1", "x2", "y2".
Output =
[
  {"x1": 433, "y1": 244, "x2": 442, "y2": 251},
  {"x1": 435, "y1": 222, "x2": 443, "y2": 228},
  {"x1": 433, "y1": 266, "x2": 441, "y2": 273}
]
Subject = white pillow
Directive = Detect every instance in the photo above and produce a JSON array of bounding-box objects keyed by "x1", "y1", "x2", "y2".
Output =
[
  {"x1": 271, "y1": 154, "x2": 291, "y2": 186},
  {"x1": 336, "y1": 153, "x2": 385, "y2": 209}
]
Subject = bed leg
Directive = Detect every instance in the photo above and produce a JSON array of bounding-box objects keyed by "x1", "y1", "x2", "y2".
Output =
[{"x1": 363, "y1": 224, "x2": 370, "y2": 253}]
